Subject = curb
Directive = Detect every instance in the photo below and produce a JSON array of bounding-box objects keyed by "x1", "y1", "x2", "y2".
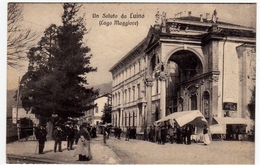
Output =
[{"x1": 6, "y1": 154, "x2": 63, "y2": 164}]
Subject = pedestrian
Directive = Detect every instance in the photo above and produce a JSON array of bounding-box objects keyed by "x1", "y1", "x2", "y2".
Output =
[
  {"x1": 133, "y1": 126, "x2": 137, "y2": 139},
  {"x1": 185, "y1": 125, "x2": 192, "y2": 145},
  {"x1": 143, "y1": 126, "x2": 148, "y2": 141},
  {"x1": 92, "y1": 126, "x2": 97, "y2": 138},
  {"x1": 168, "y1": 126, "x2": 174, "y2": 144},
  {"x1": 73, "y1": 125, "x2": 79, "y2": 145},
  {"x1": 181, "y1": 126, "x2": 187, "y2": 144},
  {"x1": 74, "y1": 123, "x2": 92, "y2": 161},
  {"x1": 125, "y1": 126, "x2": 130, "y2": 141},
  {"x1": 35, "y1": 124, "x2": 47, "y2": 154},
  {"x1": 203, "y1": 125, "x2": 211, "y2": 145},
  {"x1": 157, "y1": 126, "x2": 162, "y2": 144},
  {"x1": 148, "y1": 126, "x2": 153, "y2": 142},
  {"x1": 117, "y1": 127, "x2": 122, "y2": 139},
  {"x1": 66, "y1": 122, "x2": 75, "y2": 150},
  {"x1": 161, "y1": 125, "x2": 167, "y2": 145},
  {"x1": 103, "y1": 126, "x2": 108, "y2": 145},
  {"x1": 107, "y1": 127, "x2": 111, "y2": 139},
  {"x1": 173, "y1": 124, "x2": 177, "y2": 143},
  {"x1": 176, "y1": 125, "x2": 181, "y2": 144},
  {"x1": 114, "y1": 127, "x2": 118, "y2": 138},
  {"x1": 53, "y1": 125, "x2": 63, "y2": 152}
]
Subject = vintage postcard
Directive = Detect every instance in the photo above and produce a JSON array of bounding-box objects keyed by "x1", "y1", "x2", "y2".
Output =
[{"x1": 6, "y1": 2, "x2": 256, "y2": 164}]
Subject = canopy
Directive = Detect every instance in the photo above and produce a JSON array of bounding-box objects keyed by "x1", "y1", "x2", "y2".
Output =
[
  {"x1": 210, "y1": 117, "x2": 253, "y2": 134},
  {"x1": 210, "y1": 124, "x2": 226, "y2": 134},
  {"x1": 213, "y1": 117, "x2": 249, "y2": 125},
  {"x1": 154, "y1": 110, "x2": 208, "y2": 127}
]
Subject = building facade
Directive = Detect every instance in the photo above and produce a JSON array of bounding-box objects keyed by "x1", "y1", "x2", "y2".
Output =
[
  {"x1": 109, "y1": 11, "x2": 256, "y2": 133},
  {"x1": 84, "y1": 94, "x2": 112, "y2": 126}
]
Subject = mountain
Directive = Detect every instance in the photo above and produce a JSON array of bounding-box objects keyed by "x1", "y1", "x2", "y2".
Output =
[{"x1": 92, "y1": 81, "x2": 112, "y2": 96}]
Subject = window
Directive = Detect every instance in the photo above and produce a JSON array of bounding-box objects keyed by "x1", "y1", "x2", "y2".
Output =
[
  {"x1": 95, "y1": 106, "x2": 99, "y2": 113},
  {"x1": 191, "y1": 94, "x2": 197, "y2": 110},
  {"x1": 134, "y1": 64, "x2": 136, "y2": 75},
  {"x1": 129, "y1": 88, "x2": 131, "y2": 102},
  {"x1": 139, "y1": 60, "x2": 141, "y2": 72},
  {"x1": 137, "y1": 84, "x2": 140, "y2": 99},
  {"x1": 133, "y1": 86, "x2": 135, "y2": 101}
]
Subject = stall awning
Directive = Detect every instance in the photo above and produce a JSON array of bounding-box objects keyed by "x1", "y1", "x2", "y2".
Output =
[
  {"x1": 210, "y1": 124, "x2": 226, "y2": 134},
  {"x1": 154, "y1": 110, "x2": 208, "y2": 127},
  {"x1": 213, "y1": 117, "x2": 249, "y2": 125}
]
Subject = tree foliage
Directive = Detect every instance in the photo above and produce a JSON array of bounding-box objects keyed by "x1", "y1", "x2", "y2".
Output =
[
  {"x1": 19, "y1": 3, "x2": 99, "y2": 122},
  {"x1": 101, "y1": 103, "x2": 112, "y2": 124},
  {"x1": 8, "y1": 3, "x2": 38, "y2": 68}
]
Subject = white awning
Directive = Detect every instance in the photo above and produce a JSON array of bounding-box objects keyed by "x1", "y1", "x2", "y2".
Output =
[
  {"x1": 154, "y1": 110, "x2": 208, "y2": 127},
  {"x1": 213, "y1": 117, "x2": 249, "y2": 125},
  {"x1": 210, "y1": 124, "x2": 226, "y2": 134}
]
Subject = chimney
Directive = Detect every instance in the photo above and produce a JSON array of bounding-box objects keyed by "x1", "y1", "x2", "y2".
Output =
[
  {"x1": 206, "y1": 13, "x2": 210, "y2": 21},
  {"x1": 188, "y1": 11, "x2": 191, "y2": 17},
  {"x1": 200, "y1": 14, "x2": 203, "y2": 22},
  {"x1": 180, "y1": 12, "x2": 182, "y2": 17},
  {"x1": 175, "y1": 14, "x2": 177, "y2": 18}
]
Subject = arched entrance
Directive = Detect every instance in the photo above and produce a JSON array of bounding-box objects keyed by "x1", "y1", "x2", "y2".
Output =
[{"x1": 166, "y1": 50, "x2": 203, "y2": 114}]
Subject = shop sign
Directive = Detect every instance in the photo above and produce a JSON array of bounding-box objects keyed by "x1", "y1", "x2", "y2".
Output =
[{"x1": 223, "y1": 102, "x2": 237, "y2": 111}]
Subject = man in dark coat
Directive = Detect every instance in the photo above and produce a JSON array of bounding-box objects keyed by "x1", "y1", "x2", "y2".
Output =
[
  {"x1": 125, "y1": 126, "x2": 130, "y2": 141},
  {"x1": 185, "y1": 125, "x2": 193, "y2": 145},
  {"x1": 53, "y1": 125, "x2": 63, "y2": 152},
  {"x1": 117, "y1": 127, "x2": 122, "y2": 139},
  {"x1": 161, "y1": 125, "x2": 167, "y2": 145},
  {"x1": 35, "y1": 124, "x2": 47, "y2": 154},
  {"x1": 66, "y1": 122, "x2": 75, "y2": 150},
  {"x1": 181, "y1": 126, "x2": 187, "y2": 144},
  {"x1": 176, "y1": 125, "x2": 181, "y2": 144}
]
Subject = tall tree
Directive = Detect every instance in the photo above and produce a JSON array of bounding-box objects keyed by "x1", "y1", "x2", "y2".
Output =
[
  {"x1": 7, "y1": 3, "x2": 38, "y2": 68},
  {"x1": 101, "y1": 103, "x2": 112, "y2": 124},
  {"x1": 19, "y1": 3, "x2": 98, "y2": 122}
]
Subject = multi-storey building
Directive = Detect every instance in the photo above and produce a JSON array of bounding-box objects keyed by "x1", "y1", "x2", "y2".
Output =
[
  {"x1": 84, "y1": 94, "x2": 112, "y2": 126},
  {"x1": 109, "y1": 11, "x2": 256, "y2": 134}
]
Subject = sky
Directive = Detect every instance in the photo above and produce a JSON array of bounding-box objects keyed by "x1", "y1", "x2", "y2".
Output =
[{"x1": 6, "y1": 3, "x2": 256, "y2": 90}]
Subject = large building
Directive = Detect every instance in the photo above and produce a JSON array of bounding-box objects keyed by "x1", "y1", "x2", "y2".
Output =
[
  {"x1": 109, "y1": 11, "x2": 255, "y2": 134},
  {"x1": 84, "y1": 94, "x2": 112, "y2": 126}
]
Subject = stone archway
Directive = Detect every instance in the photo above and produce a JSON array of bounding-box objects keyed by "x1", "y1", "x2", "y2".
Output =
[{"x1": 165, "y1": 49, "x2": 204, "y2": 113}]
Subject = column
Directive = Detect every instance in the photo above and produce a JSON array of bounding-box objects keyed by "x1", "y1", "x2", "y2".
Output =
[
  {"x1": 160, "y1": 74, "x2": 166, "y2": 119},
  {"x1": 120, "y1": 109, "x2": 123, "y2": 127},
  {"x1": 160, "y1": 79, "x2": 166, "y2": 119},
  {"x1": 118, "y1": 109, "x2": 121, "y2": 127},
  {"x1": 209, "y1": 74, "x2": 219, "y2": 125},
  {"x1": 145, "y1": 78, "x2": 153, "y2": 126},
  {"x1": 137, "y1": 107, "x2": 140, "y2": 128}
]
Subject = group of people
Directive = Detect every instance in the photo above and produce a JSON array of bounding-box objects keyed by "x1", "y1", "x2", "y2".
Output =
[
  {"x1": 146, "y1": 124, "x2": 211, "y2": 145},
  {"x1": 34, "y1": 122, "x2": 95, "y2": 161}
]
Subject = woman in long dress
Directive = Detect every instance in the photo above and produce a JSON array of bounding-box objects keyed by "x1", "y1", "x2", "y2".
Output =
[
  {"x1": 203, "y1": 125, "x2": 211, "y2": 145},
  {"x1": 74, "y1": 124, "x2": 92, "y2": 161}
]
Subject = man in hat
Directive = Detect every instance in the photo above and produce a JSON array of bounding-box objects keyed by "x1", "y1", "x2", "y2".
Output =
[
  {"x1": 53, "y1": 125, "x2": 63, "y2": 152},
  {"x1": 35, "y1": 124, "x2": 47, "y2": 154},
  {"x1": 66, "y1": 121, "x2": 75, "y2": 150}
]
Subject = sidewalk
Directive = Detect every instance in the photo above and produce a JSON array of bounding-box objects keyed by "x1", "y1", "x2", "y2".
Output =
[{"x1": 6, "y1": 135, "x2": 121, "y2": 164}]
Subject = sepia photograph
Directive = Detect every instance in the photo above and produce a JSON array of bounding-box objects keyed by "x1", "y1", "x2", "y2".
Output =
[{"x1": 5, "y1": 2, "x2": 256, "y2": 164}]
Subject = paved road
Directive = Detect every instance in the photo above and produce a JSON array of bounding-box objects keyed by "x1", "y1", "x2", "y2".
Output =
[
  {"x1": 6, "y1": 135, "x2": 255, "y2": 164},
  {"x1": 6, "y1": 136, "x2": 121, "y2": 164},
  {"x1": 105, "y1": 136, "x2": 255, "y2": 164}
]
